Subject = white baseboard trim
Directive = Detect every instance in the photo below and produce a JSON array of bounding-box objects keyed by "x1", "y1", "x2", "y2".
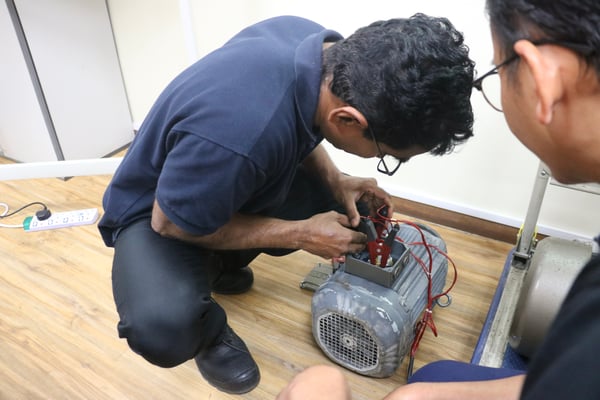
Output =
[
  {"x1": 384, "y1": 184, "x2": 593, "y2": 243},
  {"x1": 0, "y1": 157, "x2": 123, "y2": 181}
]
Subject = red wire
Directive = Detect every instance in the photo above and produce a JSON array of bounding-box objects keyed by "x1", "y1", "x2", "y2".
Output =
[
  {"x1": 361, "y1": 207, "x2": 459, "y2": 360},
  {"x1": 406, "y1": 242, "x2": 458, "y2": 303}
]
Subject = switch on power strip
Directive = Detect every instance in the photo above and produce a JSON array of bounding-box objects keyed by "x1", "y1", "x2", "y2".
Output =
[{"x1": 23, "y1": 208, "x2": 99, "y2": 232}]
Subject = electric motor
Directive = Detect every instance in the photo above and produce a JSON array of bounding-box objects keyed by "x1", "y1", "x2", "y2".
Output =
[{"x1": 312, "y1": 223, "x2": 449, "y2": 377}]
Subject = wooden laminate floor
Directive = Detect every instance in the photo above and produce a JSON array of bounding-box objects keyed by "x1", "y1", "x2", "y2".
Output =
[{"x1": 0, "y1": 160, "x2": 513, "y2": 399}]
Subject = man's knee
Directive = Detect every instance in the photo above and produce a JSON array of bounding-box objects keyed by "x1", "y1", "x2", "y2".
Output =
[{"x1": 118, "y1": 296, "x2": 226, "y2": 368}]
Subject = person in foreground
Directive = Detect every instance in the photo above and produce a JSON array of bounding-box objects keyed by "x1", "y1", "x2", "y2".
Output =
[
  {"x1": 98, "y1": 14, "x2": 475, "y2": 394},
  {"x1": 278, "y1": 0, "x2": 600, "y2": 398},
  {"x1": 277, "y1": 363, "x2": 525, "y2": 400}
]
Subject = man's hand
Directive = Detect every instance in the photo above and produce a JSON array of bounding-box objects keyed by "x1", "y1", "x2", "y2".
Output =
[
  {"x1": 331, "y1": 174, "x2": 394, "y2": 227},
  {"x1": 301, "y1": 145, "x2": 393, "y2": 227},
  {"x1": 298, "y1": 211, "x2": 368, "y2": 259}
]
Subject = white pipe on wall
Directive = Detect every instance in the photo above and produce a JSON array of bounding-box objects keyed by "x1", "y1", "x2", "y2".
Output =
[{"x1": 179, "y1": 0, "x2": 198, "y2": 64}]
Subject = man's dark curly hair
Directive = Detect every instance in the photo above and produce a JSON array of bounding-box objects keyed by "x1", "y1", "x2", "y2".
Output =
[
  {"x1": 322, "y1": 13, "x2": 475, "y2": 155},
  {"x1": 486, "y1": 0, "x2": 600, "y2": 76}
]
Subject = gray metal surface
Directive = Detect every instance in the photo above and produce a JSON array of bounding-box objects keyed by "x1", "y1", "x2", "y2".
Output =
[
  {"x1": 509, "y1": 237, "x2": 593, "y2": 357},
  {"x1": 478, "y1": 264, "x2": 528, "y2": 367}
]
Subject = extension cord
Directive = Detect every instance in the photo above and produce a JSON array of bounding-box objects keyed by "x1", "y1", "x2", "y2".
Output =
[{"x1": 23, "y1": 208, "x2": 99, "y2": 232}]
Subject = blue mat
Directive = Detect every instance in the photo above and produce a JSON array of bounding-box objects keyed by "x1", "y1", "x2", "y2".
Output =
[{"x1": 470, "y1": 248, "x2": 529, "y2": 370}]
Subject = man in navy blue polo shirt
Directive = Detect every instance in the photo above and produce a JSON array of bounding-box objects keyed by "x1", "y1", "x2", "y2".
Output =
[
  {"x1": 280, "y1": 1, "x2": 600, "y2": 399},
  {"x1": 99, "y1": 14, "x2": 475, "y2": 394}
]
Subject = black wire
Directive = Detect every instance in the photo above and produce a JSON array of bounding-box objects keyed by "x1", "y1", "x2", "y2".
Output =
[
  {"x1": 407, "y1": 355, "x2": 415, "y2": 378},
  {"x1": 0, "y1": 201, "x2": 48, "y2": 219}
]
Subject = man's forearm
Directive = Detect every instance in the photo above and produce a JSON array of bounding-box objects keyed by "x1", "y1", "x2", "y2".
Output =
[
  {"x1": 151, "y1": 200, "x2": 306, "y2": 250},
  {"x1": 383, "y1": 375, "x2": 526, "y2": 400},
  {"x1": 176, "y1": 213, "x2": 308, "y2": 250},
  {"x1": 151, "y1": 197, "x2": 366, "y2": 259}
]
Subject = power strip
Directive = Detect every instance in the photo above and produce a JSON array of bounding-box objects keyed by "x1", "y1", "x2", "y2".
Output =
[{"x1": 23, "y1": 208, "x2": 99, "y2": 232}]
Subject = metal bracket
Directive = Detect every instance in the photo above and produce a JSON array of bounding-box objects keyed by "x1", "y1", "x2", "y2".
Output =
[{"x1": 512, "y1": 162, "x2": 550, "y2": 269}]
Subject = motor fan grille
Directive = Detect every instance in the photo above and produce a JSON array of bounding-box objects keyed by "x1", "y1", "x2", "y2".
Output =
[{"x1": 317, "y1": 312, "x2": 379, "y2": 372}]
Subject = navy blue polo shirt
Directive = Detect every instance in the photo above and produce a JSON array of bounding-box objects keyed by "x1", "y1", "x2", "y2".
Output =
[{"x1": 99, "y1": 16, "x2": 342, "y2": 246}]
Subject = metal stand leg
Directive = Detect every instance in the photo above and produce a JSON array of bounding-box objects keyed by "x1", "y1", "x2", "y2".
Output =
[
  {"x1": 478, "y1": 161, "x2": 549, "y2": 367},
  {"x1": 512, "y1": 162, "x2": 551, "y2": 268}
]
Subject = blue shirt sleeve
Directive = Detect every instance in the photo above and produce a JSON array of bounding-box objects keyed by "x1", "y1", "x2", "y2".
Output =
[{"x1": 156, "y1": 131, "x2": 266, "y2": 235}]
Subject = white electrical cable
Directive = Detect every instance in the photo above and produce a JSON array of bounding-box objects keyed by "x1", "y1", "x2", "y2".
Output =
[{"x1": 0, "y1": 202, "x2": 25, "y2": 228}]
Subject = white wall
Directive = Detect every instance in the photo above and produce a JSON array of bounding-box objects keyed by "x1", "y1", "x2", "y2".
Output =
[{"x1": 107, "y1": 0, "x2": 600, "y2": 241}]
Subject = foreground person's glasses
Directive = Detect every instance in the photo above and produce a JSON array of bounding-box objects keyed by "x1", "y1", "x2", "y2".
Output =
[{"x1": 473, "y1": 39, "x2": 595, "y2": 112}]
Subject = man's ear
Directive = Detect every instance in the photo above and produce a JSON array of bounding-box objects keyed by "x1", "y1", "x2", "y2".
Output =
[
  {"x1": 328, "y1": 106, "x2": 368, "y2": 130},
  {"x1": 514, "y1": 40, "x2": 563, "y2": 125}
]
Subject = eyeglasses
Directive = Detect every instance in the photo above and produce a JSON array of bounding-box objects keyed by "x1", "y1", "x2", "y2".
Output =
[
  {"x1": 472, "y1": 55, "x2": 517, "y2": 112},
  {"x1": 367, "y1": 127, "x2": 403, "y2": 176},
  {"x1": 473, "y1": 39, "x2": 595, "y2": 112}
]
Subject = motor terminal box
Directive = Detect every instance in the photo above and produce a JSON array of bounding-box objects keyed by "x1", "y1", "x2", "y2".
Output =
[{"x1": 344, "y1": 241, "x2": 411, "y2": 288}]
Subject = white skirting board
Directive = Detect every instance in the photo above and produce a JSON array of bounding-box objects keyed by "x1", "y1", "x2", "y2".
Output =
[
  {"x1": 0, "y1": 157, "x2": 122, "y2": 180},
  {"x1": 381, "y1": 182, "x2": 595, "y2": 243}
]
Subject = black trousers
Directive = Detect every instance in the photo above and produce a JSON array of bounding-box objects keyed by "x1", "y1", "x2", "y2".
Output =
[{"x1": 111, "y1": 167, "x2": 342, "y2": 368}]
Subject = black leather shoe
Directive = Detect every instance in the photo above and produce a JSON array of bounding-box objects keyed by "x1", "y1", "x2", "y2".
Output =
[
  {"x1": 195, "y1": 325, "x2": 260, "y2": 394},
  {"x1": 210, "y1": 266, "x2": 254, "y2": 294}
]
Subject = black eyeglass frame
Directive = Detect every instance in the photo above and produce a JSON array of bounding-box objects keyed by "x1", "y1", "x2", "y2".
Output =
[
  {"x1": 367, "y1": 127, "x2": 402, "y2": 176},
  {"x1": 473, "y1": 39, "x2": 596, "y2": 112}
]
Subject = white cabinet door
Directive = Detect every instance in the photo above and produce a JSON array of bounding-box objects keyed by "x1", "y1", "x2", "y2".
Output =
[
  {"x1": 1, "y1": 0, "x2": 133, "y2": 162},
  {"x1": 0, "y1": 1, "x2": 57, "y2": 162}
]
